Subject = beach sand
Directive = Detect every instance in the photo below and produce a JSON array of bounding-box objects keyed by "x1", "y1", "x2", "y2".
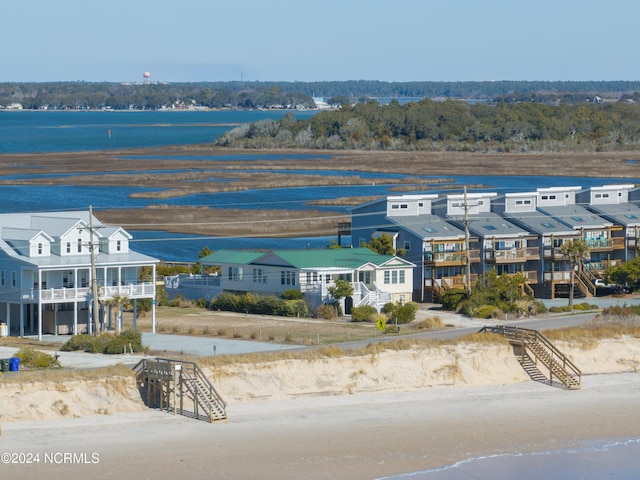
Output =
[{"x1": 1, "y1": 339, "x2": 640, "y2": 479}]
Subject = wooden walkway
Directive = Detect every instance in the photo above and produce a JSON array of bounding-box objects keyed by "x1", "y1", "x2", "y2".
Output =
[
  {"x1": 133, "y1": 358, "x2": 227, "y2": 422},
  {"x1": 480, "y1": 325, "x2": 582, "y2": 390}
]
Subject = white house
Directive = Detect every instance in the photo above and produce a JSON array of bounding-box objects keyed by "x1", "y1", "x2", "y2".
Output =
[
  {"x1": 164, "y1": 248, "x2": 415, "y2": 313},
  {"x1": 0, "y1": 211, "x2": 159, "y2": 340}
]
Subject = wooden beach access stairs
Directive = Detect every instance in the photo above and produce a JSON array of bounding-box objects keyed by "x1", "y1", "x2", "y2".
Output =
[
  {"x1": 480, "y1": 325, "x2": 582, "y2": 390},
  {"x1": 133, "y1": 358, "x2": 227, "y2": 422}
]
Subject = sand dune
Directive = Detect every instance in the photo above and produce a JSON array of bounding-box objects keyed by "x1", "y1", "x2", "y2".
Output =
[{"x1": 1, "y1": 339, "x2": 640, "y2": 480}]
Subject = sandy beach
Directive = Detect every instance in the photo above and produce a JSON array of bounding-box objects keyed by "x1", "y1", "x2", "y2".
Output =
[{"x1": 1, "y1": 338, "x2": 640, "y2": 479}]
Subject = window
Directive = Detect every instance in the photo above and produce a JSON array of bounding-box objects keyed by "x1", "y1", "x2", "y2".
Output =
[
  {"x1": 399, "y1": 270, "x2": 405, "y2": 284},
  {"x1": 77, "y1": 238, "x2": 82, "y2": 253},
  {"x1": 384, "y1": 271, "x2": 390, "y2": 284},
  {"x1": 66, "y1": 242, "x2": 71, "y2": 254},
  {"x1": 359, "y1": 271, "x2": 371, "y2": 284},
  {"x1": 11, "y1": 272, "x2": 16, "y2": 288},
  {"x1": 281, "y1": 271, "x2": 295, "y2": 285},
  {"x1": 400, "y1": 204, "x2": 408, "y2": 209},
  {"x1": 391, "y1": 204, "x2": 399, "y2": 209},
  {"x1": 116, "y1": 240, "x2": 122, "y2": 252},
  {"x1": 404, "y1": 241, "x2": 411, "y2": 251},
  {"x1": 392, "y1": 271, "x2": 398, "y2": 284},
  {"x1": 228, "y1": 267, "x2": 242, "y2": 281},
  {"x1": 37, "y1": 243, "x2": 43, "y2": 255},
  {"x1": 0, "y1": 271, "x2": 4, "y2": 287},
  {"x1": 313, "y1": 272, "x2": 318, "y2": 282},
  {"x1": 306, "y1": 272, "x2": 311, "y2": 283}
]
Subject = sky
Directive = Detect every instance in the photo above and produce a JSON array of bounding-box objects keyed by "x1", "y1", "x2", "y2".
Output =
[{"x1": 3, "y1": 0, "x2": 640, "y2": 83}]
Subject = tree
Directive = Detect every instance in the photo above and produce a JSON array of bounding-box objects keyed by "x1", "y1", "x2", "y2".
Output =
[
  {"x1": 560, "y1": 239, "x2": 590, "y2": 309},
  {"x1": 106, "y1": 294, "x2": 131, "y2": 335},
  {"x1": 327, "y1": 279, "x2": 354, "y2": 316},
  {"x1": 606, "y1": 257, "x2": 640, "y2": 291},
  {"x1": 192, "y1": 246, "x2": 215, "y2": 274},
  {"x1": 363, "y1": 233, "x2": 405, "y2": 256}
]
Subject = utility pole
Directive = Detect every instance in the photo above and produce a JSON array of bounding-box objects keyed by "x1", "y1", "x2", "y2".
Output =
[
  {"x1": 89, "y1": 205, "x2": 100, "y2": 335},
  {"x1": 464, "y1": 186, "x2": 471, "y2": 297}
]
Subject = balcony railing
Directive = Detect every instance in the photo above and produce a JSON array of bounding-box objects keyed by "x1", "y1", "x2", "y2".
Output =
[
  {"x1": 486, "y1": 247, "x2": 540, "y2": 263},
  {"x1": 29, "y1": 283, "x2": 155, "y2": 303},
  {"x1": 543, "y1": 271, "x2": 572, "y2": 283},
  {"x1": 424, "y1": 249, "x2": 480, "y2": 265}
]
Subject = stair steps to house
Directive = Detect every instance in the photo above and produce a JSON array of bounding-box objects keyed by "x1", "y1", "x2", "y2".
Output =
[
  {"x1": 133, "y1": 358, "x2": 227, "y2": 422},
  {"x1": 480, "y1": 325, "x2": 581, "y2": 390}
]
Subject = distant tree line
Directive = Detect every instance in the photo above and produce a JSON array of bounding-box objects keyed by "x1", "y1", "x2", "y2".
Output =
[
  {"x1": 0, "y1": 82, "x2": 316, "y2": 110},
  {"x1": 4, "y1": 80, "x2": 640, "y2": 111},
  {"x1": 215, "y1": 98, "x2": 640, "y2": 152}
]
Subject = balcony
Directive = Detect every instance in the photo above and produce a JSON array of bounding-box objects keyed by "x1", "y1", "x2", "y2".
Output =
[
  {"x1": 486, "y1": 247, "x2": 540, "y2": 263},
  {"x1": 27, "y1": 283, "x2": 155, "y2": 303},
  {"x1": 424, "y1": 249, "x2": 480, "y2": 266},
  {"x1": 583, "y1": 238, "x2": 615, "y2": 251}
]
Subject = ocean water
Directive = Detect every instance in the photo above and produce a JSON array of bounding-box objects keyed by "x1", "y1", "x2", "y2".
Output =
[{"x1": 382, "y1": 439, "x2": 640, "y2": 480}]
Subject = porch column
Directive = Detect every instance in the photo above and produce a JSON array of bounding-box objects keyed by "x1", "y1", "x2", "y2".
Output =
[
  {"x1": 73, "y1": 300, "x2": 78, "y2": 335},
  {"x1": 38, "y1": 300, "x2": 43, "y2": 341},
  {"x1": 29, "y1": 304, "x2": 34, "y2": 334},
  {"x1": 152, "y1": 263, "x2": 157, "y2": 333},
  {"x1": 20, "y1": 305, "x2": 24, "y2": 339},
  {"x1": 133, "y1": 299, "x2": 137, "y2": 330},
  {"x1": 5, "y1": 303, "x2": 10, "y2": 337}
]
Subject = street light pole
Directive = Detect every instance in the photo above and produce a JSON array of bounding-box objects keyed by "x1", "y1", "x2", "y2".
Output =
[{"x1": 89, "y1": 205, "x2": 99, "y2": 335}]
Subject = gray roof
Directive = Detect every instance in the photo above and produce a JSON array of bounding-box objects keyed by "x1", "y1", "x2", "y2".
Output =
[
  {"x1": 588, "y1": 203, "x2": 640, "y2": 227},
  {"x1": 0, "y1": 211, "x2": 157, "y2": 268},
  {"x1": 448, "y1": 212, "x2": 528, "y2": 238},
  {"x1": 539, "y1": 205, "x2": 613, "y2": 230},
  {"x1": 387, "y1": 214, "x2": 465, "y2": 240},
  {"x1": 504, "y1": 211, "x2": 576, "y2": 236}
]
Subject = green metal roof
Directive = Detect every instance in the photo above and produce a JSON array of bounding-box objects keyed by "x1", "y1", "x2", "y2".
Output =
[
  {"x1": 268, "y1": 248, "x2": 395, "y2": 269},
  {"x1": 200, "y1": 250, "x2": 266, "y2": 264},
  {"x1": 201, "y1": 248, "x2": 400, "y2": 269}
]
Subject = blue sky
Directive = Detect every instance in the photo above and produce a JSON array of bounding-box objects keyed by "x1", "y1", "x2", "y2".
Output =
[{"x1": 4, "y1": 0, "x2": 639, "y2": 83}]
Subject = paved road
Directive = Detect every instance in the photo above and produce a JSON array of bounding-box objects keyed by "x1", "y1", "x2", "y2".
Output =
[{"x1": 0, "y1": 295, "x2": 635, "y2": 368}]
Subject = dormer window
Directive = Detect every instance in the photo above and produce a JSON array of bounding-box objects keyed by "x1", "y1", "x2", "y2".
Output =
[
  {"x1": 37, "y1": 243, "x2": 43, "y2": 255},
  {"x1": 116, "y1": 240, "x2": 122, "y2": 252}
]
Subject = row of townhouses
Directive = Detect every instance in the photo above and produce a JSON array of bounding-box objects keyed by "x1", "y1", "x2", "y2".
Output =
[
  {"x1": 0, "y1": 211, "x2": 158, "y2": 339},
  {"x1": 351, "y1": 184, "x2": 640, "y2": 302}
]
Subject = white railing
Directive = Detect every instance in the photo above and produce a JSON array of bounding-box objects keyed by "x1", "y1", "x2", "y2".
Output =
[
  {"x1": 33, "y1": 283, "x2": 154, "y2": 303},
  {"x1": 101, "y1": 283, "x2": 155, "y2": 299}
]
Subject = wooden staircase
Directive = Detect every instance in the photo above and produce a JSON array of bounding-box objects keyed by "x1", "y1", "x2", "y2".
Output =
[
  {"x1": 480, "y1": 325, "x2": 581, "y2": 390},
  {"x1": 133, "y1": 358, "x2": 227, "y2": 422}
]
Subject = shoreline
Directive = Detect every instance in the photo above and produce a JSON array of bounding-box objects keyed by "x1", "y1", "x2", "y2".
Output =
[
  {"x1": 2, "y1": 372, "x2": 639, "y2": 480},
  {"x1": 2, "y1": 337, "x2": 640, "y2": 479}
]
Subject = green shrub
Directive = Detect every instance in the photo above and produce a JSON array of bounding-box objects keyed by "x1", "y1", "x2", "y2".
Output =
[
  {"x1": 280, "y1": 299, "x2": 308, "y2": 317},
  {"x1": 573, "y1": 303, "x2": 585, "y2": 311},
  {"x1": 394, "y1": 301, "x2": 418, "y2": 324},
  {"x1": 315, "y1": 304, "x2": 336, "y2": 319},
  {"x1": 351, "y1": 305, "x2": 378, "y2": 322},
  {"x1": 473, "y1": 305, "x2": 503, "y2": 319},
  {"x1": 61, "y1": 329, "x2": 144, "y2": 355},
  {"x1": 441, "y1": 289, "x2": 467, "y2": 310},
  {"x1": 60, "y1": 334, "x2": 95, "y2": 352},
  {"x1": 14, "y1": 348, "x2": 60, "y2": 369},
  {"x1": 194, "y1": 298, "x2": 209, "y2": 309},
  {"x1": 281, "y1": 289, "x2": 305, "y2": 300},
  {"x1": 382, "y1": 302, "x2": 396, "y2": 314},
  {"x1": 211, "y1": 292, "x2": 242, "y2": 312}
]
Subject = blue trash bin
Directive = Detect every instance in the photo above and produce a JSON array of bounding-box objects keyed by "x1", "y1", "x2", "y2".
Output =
[{"x1": 9, "y1": 357, "x2": 20, "y2": 372}]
